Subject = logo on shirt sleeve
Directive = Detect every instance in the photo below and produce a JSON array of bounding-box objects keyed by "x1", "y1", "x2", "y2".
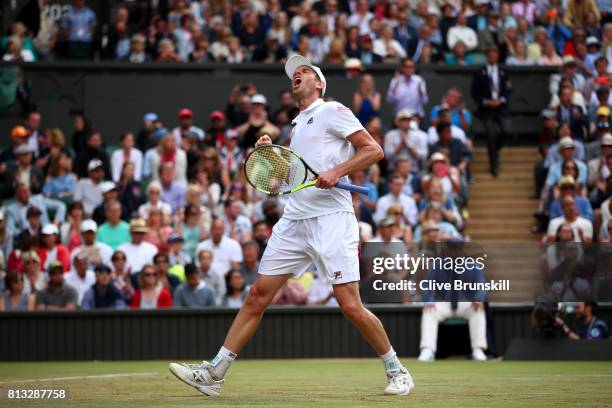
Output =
[
  {"x1": 307, "y1": 117, "x2": 314, "y2": 124},
  {"x1": 336, "y1": 104, "x2": 351, "y2": 112}
]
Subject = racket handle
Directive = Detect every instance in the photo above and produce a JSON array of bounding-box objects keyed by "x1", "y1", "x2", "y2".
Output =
[{"x1": 336, "y1": 182, "x2": 370, "y2": 195}]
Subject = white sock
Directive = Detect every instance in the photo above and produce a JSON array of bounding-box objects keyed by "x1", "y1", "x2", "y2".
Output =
[
  {"x1": 380, "y1": 347, "x2": 402, "y2": 376},
  {"x1": 209, "y1": 346, "x2": 237, "y2": 380}
]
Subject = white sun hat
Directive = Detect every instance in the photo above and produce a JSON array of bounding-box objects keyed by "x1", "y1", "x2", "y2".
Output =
[{"x1": 285, "y1": 54, "x2": 327, "y2": 96}]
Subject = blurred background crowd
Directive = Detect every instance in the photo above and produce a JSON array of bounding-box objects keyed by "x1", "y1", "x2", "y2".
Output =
[{"x1": 0, "y1": 0, "x2": 610, "y2": 316}]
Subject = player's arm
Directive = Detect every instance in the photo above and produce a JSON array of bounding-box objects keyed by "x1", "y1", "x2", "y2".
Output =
[{"x1": 316, "y1": 130, "x2": 383, "y2": 189}]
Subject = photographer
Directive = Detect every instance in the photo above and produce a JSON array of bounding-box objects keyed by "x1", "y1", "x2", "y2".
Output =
[{"x1": 555, "y1": 301, "x2": 610, "y2": 340}]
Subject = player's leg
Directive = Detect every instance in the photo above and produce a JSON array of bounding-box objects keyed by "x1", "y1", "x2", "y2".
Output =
[
  {"x1": 455, "y1": 302, "x2": 488, "y2": 361},
  {"x1": 210, "y1": 273, "x2": 291, "y2": 378},
  {"x1": 418, "y1": 302, "x2": 452, "y2": 361},
  {"x1": 333, "y1": 282, "x2": 414, "y2": 396}
]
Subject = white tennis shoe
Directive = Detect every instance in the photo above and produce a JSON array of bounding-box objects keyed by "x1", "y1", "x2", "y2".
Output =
[
  {"x1": 384, "y1": 366, "x2": 415, "y2": 396},
  {"x1": 472, "y1": 348, "x2": 487, "y2": 361},
  {"x1": 168, "y1": 361, "x2": 224, "y2": 396}
]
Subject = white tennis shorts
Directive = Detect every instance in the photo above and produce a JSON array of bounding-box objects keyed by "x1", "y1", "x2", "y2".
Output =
[{"x1": 259, "y1": 211, "x2": 360, "y2": 285}]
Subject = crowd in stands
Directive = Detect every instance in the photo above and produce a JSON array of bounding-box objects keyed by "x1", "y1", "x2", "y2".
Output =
[
  {"x1": 2, "y1": 0, "x2": 611, "y2": 67},
  {"x1": 0, "y1": 0, "x2": 610, "y2": 314}
]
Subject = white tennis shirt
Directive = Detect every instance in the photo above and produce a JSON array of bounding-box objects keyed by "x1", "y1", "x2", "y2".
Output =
[{"x1": 283, "y1": 98, "x2": 365, "y2": 220}]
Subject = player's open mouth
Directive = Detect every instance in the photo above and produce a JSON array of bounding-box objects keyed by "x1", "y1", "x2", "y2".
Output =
[{"x1": 293, "y1": 78, "x2": 302, "y2": 89}]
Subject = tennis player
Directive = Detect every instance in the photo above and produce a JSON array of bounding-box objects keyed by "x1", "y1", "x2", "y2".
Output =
[{"x1": 169, "y1": 55, "x2": 415, "y2": 397}]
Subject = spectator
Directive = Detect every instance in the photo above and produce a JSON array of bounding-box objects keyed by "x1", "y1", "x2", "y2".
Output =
[
  {"x1": 374, "y1": 174, "x2": 418, "y2": 227},
  {"x1": 0, "y1": 211, "x2": 12, "y2": 262},
  {"x1": 347, "y1": 0, "x2": 374, "y2": 35},
  {"x1": 111, "y1": 132, "x2": 142, "y2": 183},
  {"x1": 39, "y1": 223, "x2": 70, "y2": 272},
  {"x1": 166, "y1": 233, "x2": 192, "y2": 267},
  {"x1": 512, "y1": 0, "x2": 537, "y2": 26},
  {"x1": 547, "y1": 10, "x2": 573, "y2": 56},
  {"x1": 42, "y1": 152, "x2": 77, "y2": 200},
  {"x1": 219, "y1": 130, "x2": 243, "y2": 176},
  {"x1": 538, "y1": 40, "x2": 563, "y2": 66},
  {"x1": 70, "y1": 218, "x2": 112, "y2": 269},
  {"x1": 549, "y1": 175, "x2": 594, "y2": 222},
  {"x1": 110, "y1": 250, "x2": 134, "y2": 302},
  {"x1": 138, "y1": 182, "x2": 172, "y2": 223},
  {"x1": 506, "y1": 41, "x2": 535, "y2": 65},
  {"x1": 196, "y1": 219, "x2": 243, "y2": 276},
  {"x1": 239, "y1": 241, "x2": 260, "y2": 287},
  {"x1": 60, "y1": 0, "x2": 97, "y2": 60},
  {"x1": 386, "y1": 59, "x2": 429, "y2": 118},
  {"x1": 407, "y1": 25, "x2": 441, "y2": 63},
  {"x1": 118, "y1": 218, "x2": 159, "y2": 274},
  {"x1": 35, "y1": 262, "x2": 78, "y2": 310},
  {"x1": 471, "y1": 45, "x2": 512, "y2": 176},
  {"x1": 554, "y1": 86, "x2": 588, "y2": 140},
  {"x1": 144, "y1": 207, "x2": 173, "y2": 251},
  {"x1": 151, "y1": 134, "x2": 188, "y2": 185},
  {"x1": 81, "y1": 264, "x2": 126, "y2": 309},
  {"x1": 235, "y1": 94, "x2": 280, "y2": 149},
  {"x1": 130, "y1": 264, "x2": 172, "y2": 309},
  {"x1": 222, "y1": 269, "x2": 248, "y2": 307},
  {"x1": 447, "y1": 11, "x2": 478, "y2": 52},
  {"x1": 357, "y1": 34, "x2": 383, "y2": 64},
  {"x1": 173, "y1": 263, "x2": 215, "y2": 308},
  {"x1": 96, "y1": 201, "x2": 131, "y2": 251},
  {"x1": 528, "y1": 27, "x2": 549, "y2": 62},
  {"x1": 413, "y1": 202, "x2": 462, "y2": 242},
  {"x1": 429, "y1": 122, "x2": 471, "y2": 174},
  {"x1": 60, "y1": 202, "x2": 84, "y2": 251},
  {"x1": 223, "y1": 199, "x2": 252, "y2": 244},
  {"x1": 159, "y1": 162, "x2": 187, "y2": 213},
  {"x1": 74, "y1": 159, "x2": 105, "y2": 217},
  {"x1": 21, "y1": 250, "x2": 46, "y2": 295},
  {"x1": 563, "y1": 0, "x2": 601, "y2": 29},
  {"x1": 384, "y1": 109, "x2": 428, "y2": 170},
  {"x1": 197, "y1": 249, "x2": 226, "y2": 305},
  {"x1": 74, "y1": 131, "x2": 110, "y2": 179},
  {"x1": 547, "y1": 196, "x2": 593, "y2": 242},
  {"x1": 3, "y1": 144, "x2": 44, "y2": 197},
  {"x1": 352, "y1": 74, "x2": 381, "y2": 127},
  {"x1": 374, "y1": 26, "x2": 406, "y2": 62},
  {"x1": 151, "y1": 252, "x2": 181, "y2": 293},
  {"x1": 65, "y1": 251, "x2": 96, "y2": 304},
  {"x1": 4, "y1": 183, "x2": 66, "y2": 238},
  {"x1": 190, "y1": 34, "x2": 214, "y2": 63},
  {"x1": 172, "y1": 108, "x2": 205, "y2": 147},
  {"x1": 556, "y1": 301, "x2": 609, "y2": 339},
  {"x1": 13, "y1": 206, "x2": 43, "y2": 251},
  {"x1": 124, "y1": 34, "x2": 151, "y2": 63},
  {"x1": 156, "y1": 38, "x2": 181, "y2": 62},
  {"x1": 0, "y1": 271, "x2": 35, "y2": 311},
  {"x1": 430, "y1": 87, "x2": 473, "y2": 135}
]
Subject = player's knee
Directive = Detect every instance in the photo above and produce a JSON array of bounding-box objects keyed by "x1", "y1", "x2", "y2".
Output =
[
  {"x1": 339, "y1": 300, "x2": 365, "y2": 322},
  {"x1": 244, "y1": 285, "x2": 271, "y2": 313}
]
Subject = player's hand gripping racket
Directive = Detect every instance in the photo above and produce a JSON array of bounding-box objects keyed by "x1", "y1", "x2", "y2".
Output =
[{"x1": 244, "y1": 144, "x2": 370, "y2": 196}]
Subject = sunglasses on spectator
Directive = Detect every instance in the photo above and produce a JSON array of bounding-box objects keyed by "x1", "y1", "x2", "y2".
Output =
[
  {"x1": 113, "y1": 257, "x2": 126, "y2": 262},
  {"x1": 144, "y1": 273, "x2": 156, "y2": 277}
]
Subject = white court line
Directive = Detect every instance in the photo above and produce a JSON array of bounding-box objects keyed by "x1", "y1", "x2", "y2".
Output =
[{"x1": 0, "y1": 372, "x2": 158, "y2": 385}]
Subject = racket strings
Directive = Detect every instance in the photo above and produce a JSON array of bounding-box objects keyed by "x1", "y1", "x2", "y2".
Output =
[{"x1": 245, "y1": 146, "x2": 307, "y2": 193}]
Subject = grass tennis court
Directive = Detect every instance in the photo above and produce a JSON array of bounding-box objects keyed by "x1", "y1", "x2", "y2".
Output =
[{"x1": 1, "y1": 359, "x2": 611, "y2": 407}]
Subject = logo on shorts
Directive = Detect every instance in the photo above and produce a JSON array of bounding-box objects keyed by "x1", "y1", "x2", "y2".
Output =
[
  {"x1": 334, "y1": 271, "x2": 342, "y2": 279},
  {"x1": 307, "y1": 117, "x2": 314, "y2": 124}
]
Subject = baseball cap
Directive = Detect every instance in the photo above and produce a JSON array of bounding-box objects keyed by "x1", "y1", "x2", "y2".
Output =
[
  {"x1": 601, "y1": 133, "x2": 612, "y2": 146},
  {"x1": 80, "y1": 219, "x2": 98, "y2": 233},
  {"x1": 88, "y1": 159, "x2": 103, "y2": 172},
  {"x1": 226, "y1": 128, "x2": 239, "y2": 139},
  {"x1": 154, "y1": 128, "x2": 168, "y2": 141},
  {"x1": 359, "y1": 34, "x2": 373, "y2": 42},
  {"x1": 284, "y1": 54, "x2": 327, "y2": 96},
  {"x1": 559, "y1": 136, "x2": 575, "y2": 149},
  {"x1": 344, "y1": 58, "x2": 363, "y2": 71},
  {"x1": 14, "y1": 144, "x2": 33, "y2": 155},
  {"x1": 167, "y1": 233, "x2": 184, "y2": 244},
  {"x1": 541, "y1": 108, "x2": 555, "y2": 119},
  {"x1": 144, "y1": 112, "x2": 159, "y2": 122},
  {"x1": 586, "y1": 36, "x2": 600, "y2": 46},
  {"x1": 421, "y1": 221, "x2": 440, "y2": 233},
  {"x1": 250, "y1": 94, "x2": 268, "y2": 105},
  {"x1": 597, "y1": 106, "x2": 611, "y2": 117},
  {"x1": 11, "y1": 125, "x2": 29, "y2": 139},
  {"x1": 396, "y1": 109, "x2": 416, "y2": 120},
  {"x1": 379, "y1": 217, "x2": 396, "y2": 227},
  {"x1": 42, "y1": 224, "x2": 59, "y2": 235},
  {"x1": 209, "y1": 110, "x2": 225, "y2": 120},
  {"x1": 129, "y1": 218, "x2": 148, "y2": 233},
  {"x1": 559, "y1": 175, "x2": 576, "y2": 187},
  {"x1": 429, "y1": 152, "x2": 448, "y2": 163},
  {"x1": 178, "y1": 108, "x2": 193, "y2": 119},
  {"x1": 562, "y1": 55, "x2": 577, "y2": 66},
  {"x1": 100, "y1": 181, "x2": 117, "y2": 194}
]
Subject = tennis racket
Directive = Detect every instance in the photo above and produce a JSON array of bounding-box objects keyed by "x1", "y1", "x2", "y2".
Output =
[{"x1": 243, "y1": 144, "x2": 370, "y2": 196}]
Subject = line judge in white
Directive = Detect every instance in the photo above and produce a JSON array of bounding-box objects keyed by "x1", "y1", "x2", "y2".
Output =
[{"x1": 169, "y1": 55, "x2": 415, "y2": 397}]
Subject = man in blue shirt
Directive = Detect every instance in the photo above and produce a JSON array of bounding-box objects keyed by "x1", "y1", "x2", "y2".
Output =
[
  {"x1": 430, "y1": 88, "x2": 473, "y2": 133},
  {"x1": 61, "y1": 0, "x2": 97, "y2": 59},
  {"x1": 173, "y1": 264, "x2": 216, "y2": 308}
]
